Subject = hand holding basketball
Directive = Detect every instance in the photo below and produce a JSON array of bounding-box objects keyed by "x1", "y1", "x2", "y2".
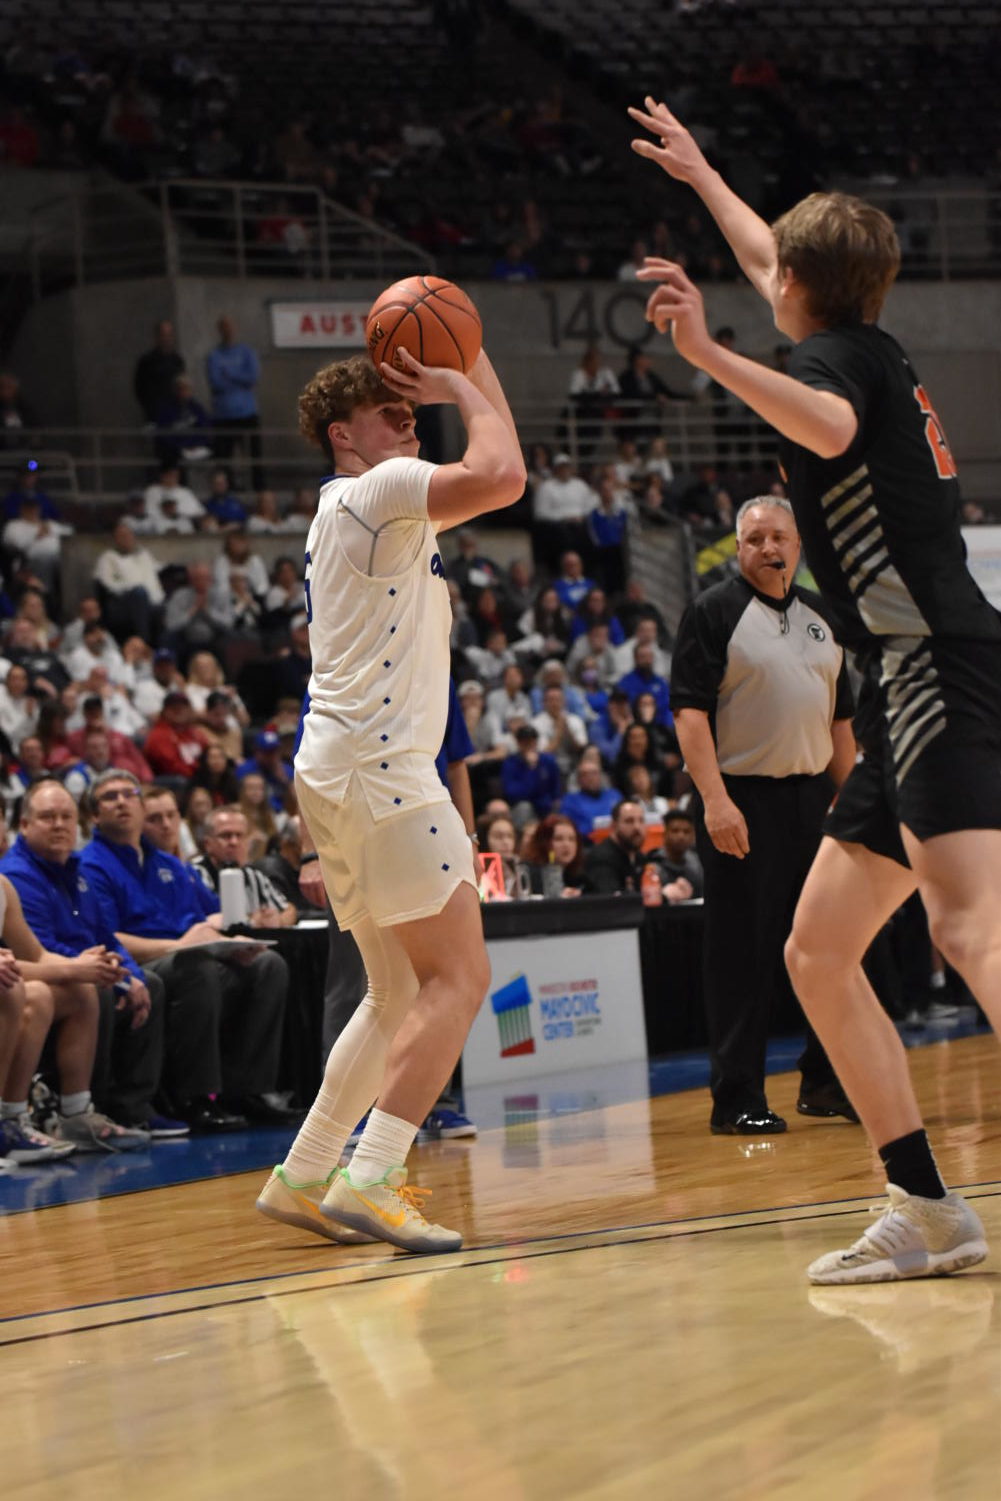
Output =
[
  {"x1": 378, "y1": 346, "x2": 469, "y2": 407},
  {"x1": 367, "y1": 275, "x2": 483, "y2": 374}
]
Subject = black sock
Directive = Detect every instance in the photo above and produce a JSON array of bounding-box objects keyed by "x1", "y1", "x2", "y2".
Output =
[{"x1": 878, "y1": 1129, "x2": 947, "y2": 1199}]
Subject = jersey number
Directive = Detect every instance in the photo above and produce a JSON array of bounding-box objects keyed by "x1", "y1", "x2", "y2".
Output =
[
  {"x1": 304, "y1": 550, "x2": 313, "y2": 623},
  {"x1": 914, "y1": 385, "x2": 957, "y2": 480}
]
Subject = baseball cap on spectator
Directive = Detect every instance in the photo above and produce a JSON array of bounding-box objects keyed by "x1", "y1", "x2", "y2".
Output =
[
  {"x1": 163, "y1": 690, "x2": 190, "y2": 709},
  {"x1": 153, "y1": 648, "x2": 175, "y2": 663},
  {"x1": 553, "y1": 452, "x2": 572, "y2": 466},
  {"x1": 457, "y1": 680, "x2": 484, "y2": 698},
  {"x1": 255, "y1": 729, "x2": 281, "y2": 751}
]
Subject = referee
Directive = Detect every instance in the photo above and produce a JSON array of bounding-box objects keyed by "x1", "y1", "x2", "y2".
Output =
[{"x1": 671, "y1": 498, "x2": 857, "y2": 1134}]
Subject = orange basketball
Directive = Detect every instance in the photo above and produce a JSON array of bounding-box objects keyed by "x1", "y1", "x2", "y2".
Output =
[{"x1": 366, "y1": 275, "x2": 482, "y2": 375}]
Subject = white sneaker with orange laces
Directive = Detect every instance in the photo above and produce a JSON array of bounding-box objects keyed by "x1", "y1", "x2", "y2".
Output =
[
  {"x1": 256, "y1": 1165, "x2": 375, "y2": 1245},
  {"x1": 321, "y1": 1165, "x2": 462, "y2": 1254}
]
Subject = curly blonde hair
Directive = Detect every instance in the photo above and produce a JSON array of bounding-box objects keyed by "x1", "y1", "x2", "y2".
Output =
[{"x1": 297, "y1": 356, "x2": 396, "y2": 463}]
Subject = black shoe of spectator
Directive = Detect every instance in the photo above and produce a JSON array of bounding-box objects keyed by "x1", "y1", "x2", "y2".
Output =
[
  {"x1": 179, "y1": 1097, "x2": 248, "y2": 1133},
  {"x1": 221, "y1": 1093, "x2": 303, "y2": 1126}
]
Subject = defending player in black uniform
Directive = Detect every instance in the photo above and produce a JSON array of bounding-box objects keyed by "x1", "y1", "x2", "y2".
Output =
[{"x1": 630, "y1": 96, "x2": 997, "y2": 1284}]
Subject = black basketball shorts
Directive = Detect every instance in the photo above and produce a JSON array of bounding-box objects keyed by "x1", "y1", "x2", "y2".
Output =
[{"x1": 824, "y1": 636, "x2": 1001, "y2": 866}]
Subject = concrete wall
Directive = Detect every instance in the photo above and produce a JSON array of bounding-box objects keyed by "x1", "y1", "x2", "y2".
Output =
[{"x1": 10, "y1": 273, "x2": 1001, "y2": 482}]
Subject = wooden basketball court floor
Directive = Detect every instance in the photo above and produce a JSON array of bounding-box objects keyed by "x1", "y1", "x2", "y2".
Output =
[{"x1": 2, "y1": 1033, "x2": 998, "y2": 1501}]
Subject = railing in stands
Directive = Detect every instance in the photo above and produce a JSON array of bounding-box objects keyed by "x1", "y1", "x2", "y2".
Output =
[
  {"x1": 25, "y1": 179, "x2": 436, "y2": 295},
  {"x1": 0, "y1": 403, "x2": 780, "y2": 504}
]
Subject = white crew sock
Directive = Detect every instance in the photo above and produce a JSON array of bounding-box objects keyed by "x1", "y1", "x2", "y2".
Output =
[
  {"x1": 1, "y1": 1101, "x2": 29, "y2": 1119},
  {"x1": 281, "y1": 916, "x2": 418, "y2": 1183},
  {"x1": 60, "y1": 1091, "x2": 91, "y2": 1117},
  {"x1": 346, "y1": 1109, "x2": 419, "y2": 1187}
]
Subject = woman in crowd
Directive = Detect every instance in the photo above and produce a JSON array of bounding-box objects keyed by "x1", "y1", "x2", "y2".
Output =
[
  {"x1": 0, "y1": 664, "x2": 38, "y2": 748},
  {"x1": 239, "y1": 770, "x2": 282, "y2": 860},
  {"x1": 15, "y1": 589, "x2": 59, "y2": 648},
  {"x1": 520, "y1": 814, "x2": 584, "y2": 896},
  {"x1": 264, "y1": 557, "x2": 306, "y2": 630},
  {"x1": 191, "y1": 742, "x2": 240, "y2": 806},
  {"x1": 478, "y1": 810, "x2": 523, "y2": 898},
  {"x1": 184, "y1": 652, "x2": 250, "y2": 729},
  {"x1": 624, "y1": 763, "x2": 670, "y2": 822},
  {"x1": 632, "y1": 689, "x2": 683, "y2": 794},
  {"x1": 470, "y1": 584, "x2": 518, "y2": 647},
  {"x1": 613, "y1": 721, "x2": 667, "y2": 798},
  {"x1": 34, "y1": 700, "x2": 73, "y2": 770},
  {"x1": 568, "y1": 584, "x2": 626, "y2": 645},
  {"x1": 514, "y1": 585, "x2": 570, "y2": 668},
  {"x1": 180, "y1": 784, "x2": 215, "y2": 859}
]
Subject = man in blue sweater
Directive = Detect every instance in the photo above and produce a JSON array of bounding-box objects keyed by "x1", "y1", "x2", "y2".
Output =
[
  {"x1": 79, "y1": 768, "x2": 296, "y2": 1132},
  {"x1": 500, "y1": 723, "x2": 561, "y2": 822},
  {"x1": 206, "y1": 314, "x2": 263, "y2": 488},
  {"x1": 0, "y1": 778, "x2": 179, "y2": 1140}
]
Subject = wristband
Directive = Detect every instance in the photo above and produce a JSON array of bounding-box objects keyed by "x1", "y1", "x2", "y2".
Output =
[{"x1": 300, "y1": 852, "x2": 320, "y2": 865}]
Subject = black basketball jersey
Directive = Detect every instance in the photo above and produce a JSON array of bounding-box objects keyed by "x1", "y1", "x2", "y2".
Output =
[{"x1": 779, "y1": 324, "x2": 1001, "y2": 653}]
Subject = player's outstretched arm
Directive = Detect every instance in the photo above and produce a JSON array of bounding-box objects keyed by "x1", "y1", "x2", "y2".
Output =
[
  {"x1": 381, "y1": 349, "x2": 526, "y2": 530},
  {"x1": 637, "y1": 260, "x2": 857, "y2": 459},
  {"x1": 628, "y1": 97, "x2": 777, "y2": 301}
]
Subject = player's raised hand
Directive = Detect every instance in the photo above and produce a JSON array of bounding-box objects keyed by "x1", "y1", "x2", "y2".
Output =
[
  {"x1": 635, "y1": 258, "x2": 713, "y2": 367},
  {"x1": 380, "y1": 347, "x2": 466, "y2": 407},
  {"x1": 628, "y1": 97, "x2": 708, "y2": 184}
]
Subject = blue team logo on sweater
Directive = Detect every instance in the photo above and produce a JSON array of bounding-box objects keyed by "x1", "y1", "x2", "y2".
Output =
[
  {"x1": 157, "y1": 867, "x2": 175, "y2": 884},
  {"x1": 430, "y1": 552, "x2": 444, "y2": 577}
]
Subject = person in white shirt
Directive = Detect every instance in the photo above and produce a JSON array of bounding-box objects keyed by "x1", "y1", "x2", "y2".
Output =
[
  {"x1": 531, "y1": 683, "x2": 588, "y2": 779},
  {"x1": 1, "y1": 498, "x2": 71, "y2": 593},
  {"x1": 132, "y1": 649, "x2": 185, "y2": 723},
  {"x1": 142, "y1": 464, "x2": 205, "y2": 528},
  {"x1": 613, "y1": 616, "x2": 671, "y2": 679},
  {"x1": 257, "y1": 345, "x2": 524, "y2": 1255},
  {"x1": 65, "y1": 624, "x2": 129, "y2": 689},
  {"x1": 74, "y1": 666, "x2": 148, "y2": 740},
  {"x1": 93, "y1": 519, "x2": 165, "y2": 644},
  {"x1": 0, "y1": 664, "x2": 38, "y2": 746},
  {"x1": 531, "y1": 453, "x2": 597, "y2": 573},
  {"x1": 485, "y1": 663, "x2": 532, "y2": 730},
  {"x1": 247, "y1": 490, "x2": 294, "y2": 535},
  {"x1": 59, "y1": 598, "x2": 103, "y2": 661},
  {"x1": 567, "y1": 344, "x2": 619, "y2": 461},
  {"x1": 212, "y1": 530, "x2": 270, "y2": 602}
]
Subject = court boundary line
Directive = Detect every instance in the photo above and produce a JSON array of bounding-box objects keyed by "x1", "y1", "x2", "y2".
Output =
[
  {"x1": 3, "y1": 1182, "x2": 998, "y2": 1349},
  {"x1": 2, "y1": 1029, "x2": 991, "y2": 1219}
]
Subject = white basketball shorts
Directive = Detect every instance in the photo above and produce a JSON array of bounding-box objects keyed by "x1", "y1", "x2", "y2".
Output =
[{"x1": 295, "y1": 760, "x2": 476, "y2": 930}]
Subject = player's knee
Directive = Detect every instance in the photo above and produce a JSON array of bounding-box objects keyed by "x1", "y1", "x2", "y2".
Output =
[
  {"x1": 457, "y1": 950, "x2": 491, "y2": 1019},
  {"x1": 785, "y1": 928, "x2": 816, "y2": 988},
  {"x1": 926, "y1": 907, "x2": 982, "y2": 974}
]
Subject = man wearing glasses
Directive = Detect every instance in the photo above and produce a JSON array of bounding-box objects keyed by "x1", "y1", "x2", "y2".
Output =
[{"x1": 79, "y1": 769, "x2": 296, "y2": 1133}]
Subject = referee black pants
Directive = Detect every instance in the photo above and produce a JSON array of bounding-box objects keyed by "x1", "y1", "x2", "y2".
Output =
[{"x1": 697, "y1": 772, "x2": 838, "y2": 1121}]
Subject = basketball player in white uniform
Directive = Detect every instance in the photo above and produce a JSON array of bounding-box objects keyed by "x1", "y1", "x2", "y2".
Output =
[{"x1": 257, "y1": 346, "x2": 524, "y2": 1252}]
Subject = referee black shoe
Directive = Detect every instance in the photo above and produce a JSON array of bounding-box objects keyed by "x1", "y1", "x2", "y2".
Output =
[
  {"x1": 797, "y1": 1084, "x2": 860, "y2": 1123},
  {"x1": 710, "y1": 1109, "x2": 787, "y2": 1136}
]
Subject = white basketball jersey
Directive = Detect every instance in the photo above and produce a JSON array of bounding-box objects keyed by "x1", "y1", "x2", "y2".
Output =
[{"x1": 295, "y1": 456, "x2": 452, "y2": 809}]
